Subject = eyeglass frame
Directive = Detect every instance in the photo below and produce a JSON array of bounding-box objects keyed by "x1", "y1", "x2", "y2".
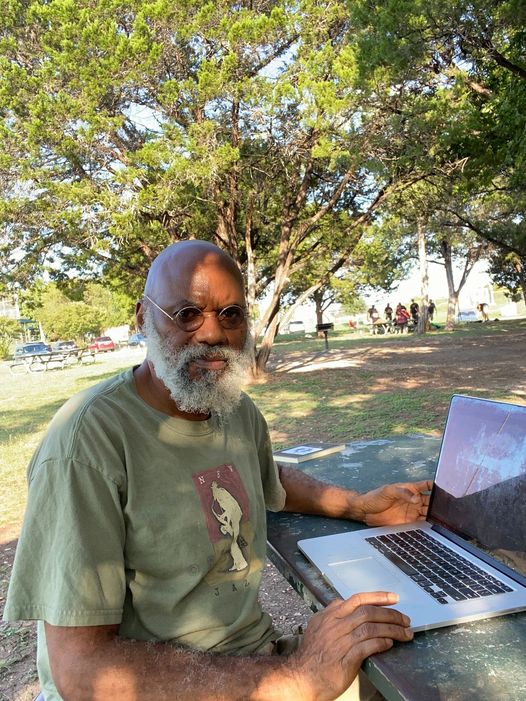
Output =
[{"x1": 143, "y1": 294, "x2": 248, "y2": 332}]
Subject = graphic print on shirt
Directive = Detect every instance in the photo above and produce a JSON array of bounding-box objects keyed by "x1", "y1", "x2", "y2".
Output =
[
  {"x1": 193, "y1": 464, "x2": 253, "y2": 584},
  {"x1": 210, "y1": 481, "x2": 248, "y2": 571}
]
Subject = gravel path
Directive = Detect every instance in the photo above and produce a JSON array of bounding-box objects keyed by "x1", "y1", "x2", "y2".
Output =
[{"x1": 259, "y1": 560, "x2": 314, "y2": 635}]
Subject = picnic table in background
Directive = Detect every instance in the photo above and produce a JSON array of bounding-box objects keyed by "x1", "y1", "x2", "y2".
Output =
[
  {"x1": 369, "y1": 320, "x2": 395, "y2": 334},
  {"x1": 9, "y1": 348, "x2": 96, "y2": 375}
]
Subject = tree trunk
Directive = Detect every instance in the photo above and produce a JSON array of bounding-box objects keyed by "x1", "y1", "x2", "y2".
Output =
[
  {"x1": 254, "y1": 315, "x2": 280, "y2": 376},
  {"x1": 442, "y1": 240, "x2": 458, "y2": 330},
  {"x1": 440, "y1": 238, "x2": 486, "y2": 330},
  {"x1": 513, "y1": 258, "x2": 526, "y2": 305},
  {"x1": 416, "y1": 219, "x2": 430, "y2": 334},
  {"x1": 313, "y1": 289, "x2": 325, "y2": 336},
  {"x1": 446, "y1": 292, "x2": 459, "y2": 328},
  {"x1": 244, "y1": 197, "x2": 256, "y2": 313}
]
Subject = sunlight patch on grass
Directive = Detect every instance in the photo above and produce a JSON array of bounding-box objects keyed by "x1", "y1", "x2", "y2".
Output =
[{"x1": 325, "y1": 393, "x2": 373, "y2": 407}]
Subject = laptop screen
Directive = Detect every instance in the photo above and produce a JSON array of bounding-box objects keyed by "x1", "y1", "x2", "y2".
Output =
[{"x1": 428, "y1": 395, "x2": 526, "y2": 578}]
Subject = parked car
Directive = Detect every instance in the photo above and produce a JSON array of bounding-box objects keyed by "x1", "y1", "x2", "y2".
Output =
[
  {"x1": 51, "y1": 340, "x2": 78, "y2": 352},
  {"x1": 14, "y1": 342, "x2": 52, "y2": 357},
  {"x1": 456, "y1": 310, "x2": 478, "y2": 323},
  {"x1": 128, "y1": 332, "x2": 147, "y2": 348},
  {"x1": 88, "y1": 336, "x2": 115, "y2": 352},
  {"x1": 283, "y1": 320, "x2": 306, "y2": 335}
]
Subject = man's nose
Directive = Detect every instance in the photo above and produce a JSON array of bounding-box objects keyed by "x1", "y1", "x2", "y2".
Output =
[{"x1": 193, "y1": 312, "x2": 229, "y2": 345}]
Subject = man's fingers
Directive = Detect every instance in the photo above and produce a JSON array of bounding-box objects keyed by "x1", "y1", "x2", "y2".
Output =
[
  {"x1": 397, "y1": 479, "x2": 433, "y2": 495},
  {"x1": 342, "y1": 635, "x2": 395, "y2": 666},
  {"x1": 413, "y1": 479, "x2": 433, "y2": 492},
  {"x1": 324, "y1": 591, "x2": 401, "y2": 616},
  {"x1": 339, "y1": 591, "x2": 402, "y2": 611},
  {"x1": 340, "y1": 619, "x2": 414, "y2": 671},
  {"x1": 351, "y1": 620, "x2": 414, "y2": 643}
]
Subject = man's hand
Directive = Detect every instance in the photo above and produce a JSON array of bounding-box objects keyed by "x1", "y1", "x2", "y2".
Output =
[
  {"x1": 290, "y1": 592, "x2": 413, "y2": 701},
  {"x1": 354, "y1": 480, "x2": 433, "y2": 527}
]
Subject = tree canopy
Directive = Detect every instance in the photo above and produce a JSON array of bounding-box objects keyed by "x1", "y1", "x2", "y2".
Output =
[
  {"x1": 1, "y1": 0, "x2": 524, "y2": 368},
  {"x1": 17, "y1": 281, "x2": 133, "y2": 341}
]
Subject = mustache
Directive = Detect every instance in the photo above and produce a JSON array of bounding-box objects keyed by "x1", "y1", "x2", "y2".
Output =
[{"x1": 176, "y1": 344, "x2": 243, "y2": 366}]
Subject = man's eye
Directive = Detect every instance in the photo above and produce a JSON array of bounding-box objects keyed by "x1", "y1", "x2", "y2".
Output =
[
  {"x1": 219, "y1": 306, "x2": 245, "y2": 322},
  {"x1": 176, "y1": 307, "x2": 202, "y2": 323}
]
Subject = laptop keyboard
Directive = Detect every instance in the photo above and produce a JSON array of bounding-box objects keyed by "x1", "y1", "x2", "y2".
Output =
[{"x1": 366, "y1": 529, "x2": 513, "y2": 605}]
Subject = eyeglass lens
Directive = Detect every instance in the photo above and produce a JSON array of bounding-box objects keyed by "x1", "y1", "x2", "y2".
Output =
[{"x1": 175, "y1": 305, "x2": 245, "y2": 331}]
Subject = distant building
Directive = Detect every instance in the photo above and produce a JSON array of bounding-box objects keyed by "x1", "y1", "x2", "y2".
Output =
[{"x1": 0, "y1": 297, "x2": 20, "y2": 319}]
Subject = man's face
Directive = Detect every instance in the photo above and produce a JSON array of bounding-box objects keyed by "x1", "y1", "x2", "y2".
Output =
[{"x1": 140, "y1": 258, "x2": 252, "y2": 420}]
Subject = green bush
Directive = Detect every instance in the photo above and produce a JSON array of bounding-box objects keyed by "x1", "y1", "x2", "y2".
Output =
[{"x1": 0, "y1": 317, "x2": 22, "y2": 359}]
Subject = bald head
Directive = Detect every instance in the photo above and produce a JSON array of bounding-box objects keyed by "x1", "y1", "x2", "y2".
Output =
[
  {"x1": 135, "y1": 240, "x2": 251, "y2": 420},
  {"x1": 144, "y1": 240, "x2": 244, "y2": 300}
]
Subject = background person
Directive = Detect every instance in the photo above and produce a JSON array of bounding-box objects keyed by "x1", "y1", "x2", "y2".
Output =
[
  {"x1": 367, "y1": 304, "x2": 383, "y2": 335},
  {"x1": 367, "y1": 304, "x2": 380, "y2": 323},
  {"x1": 477, "y1": 302, "x2": 489, "y2": 322},
  {"x1": 5, "y1": 240, "x2": 431, "y2": 701},
  {"x1": 427, "y1": 300, "x2": 436, "y2": 321},
  {"x1": 395, "y1": 303, "x2": 411, "y2": 333},
  {"x1": 409, "y1": 299, "x2": 419, "y2": 323}
]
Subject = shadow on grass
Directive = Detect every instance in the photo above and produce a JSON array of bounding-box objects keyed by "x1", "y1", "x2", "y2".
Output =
[
  {"x1": 271, "y1": 317, "x2": 526, "y2": 356},
  {"x1": 249, "y1": 336, "x2": 525, "y2": 448},
  {"x1": 0, "y1": 399, "x2": 67, "y2": 439}
]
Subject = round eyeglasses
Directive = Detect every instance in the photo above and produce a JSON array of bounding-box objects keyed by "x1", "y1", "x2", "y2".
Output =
[{"x1": 144, "y1": 294, "x2": 247, "y2": 332}]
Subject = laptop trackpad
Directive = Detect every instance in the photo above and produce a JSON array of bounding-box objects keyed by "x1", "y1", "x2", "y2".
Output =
[{"x1": 327, "y1": 556, "x2": 406, "y2": 598}]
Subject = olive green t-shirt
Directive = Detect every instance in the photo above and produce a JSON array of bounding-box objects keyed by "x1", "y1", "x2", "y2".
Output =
[{"x1": 4, "y1": 369, "x2": 286, "y2": 700}]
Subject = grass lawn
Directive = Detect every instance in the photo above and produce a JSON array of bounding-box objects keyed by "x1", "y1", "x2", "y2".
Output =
[{"x1": 253, "y1": 318, "x2": 525, "y2": 445}]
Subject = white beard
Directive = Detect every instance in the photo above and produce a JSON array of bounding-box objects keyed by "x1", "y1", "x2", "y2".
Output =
[{"x1": 142, "y1": 308, "x2": 253, "y2": 421}]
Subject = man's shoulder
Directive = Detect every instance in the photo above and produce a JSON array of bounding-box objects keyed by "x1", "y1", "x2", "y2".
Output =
[
  {"x1": 237, "y1": 391, "x2": 259, "y2": 414},
  {"x1": 27, "y1": 369, "x2": 136, "y2": 485},
  {"x1": 51, "y1": 368, "x2": 134, "y2": 429},
  {"x1": 230, "y1": 391, "x2": 265, "y2": 426}
]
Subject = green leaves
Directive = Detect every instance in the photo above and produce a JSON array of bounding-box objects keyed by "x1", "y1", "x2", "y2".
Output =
[{"x1": 2, "y1": 0, "x2": 524, "y2": 368}]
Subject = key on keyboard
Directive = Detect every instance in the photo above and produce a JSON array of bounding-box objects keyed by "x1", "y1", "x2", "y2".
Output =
[{"x1": 366, "y1": 530, "x2": 513, "y2": 605}]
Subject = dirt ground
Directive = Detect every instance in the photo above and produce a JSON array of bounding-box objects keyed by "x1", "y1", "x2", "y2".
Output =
[
  {"x1": 269, "y1": 322, "x2": 526, "y2": 397},
  {"x1": 1, "y1": 322, "x2": 525, "y2": 700}
]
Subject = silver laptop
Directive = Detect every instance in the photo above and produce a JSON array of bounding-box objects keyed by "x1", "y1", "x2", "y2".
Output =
[{"x1": 298, "y1": 395, "x2": 526, "y2": 631}]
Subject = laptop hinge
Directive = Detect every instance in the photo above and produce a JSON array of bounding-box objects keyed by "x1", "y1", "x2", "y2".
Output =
[{"x1": 431, "y1": 524, "x2": 526, "y2": 589}]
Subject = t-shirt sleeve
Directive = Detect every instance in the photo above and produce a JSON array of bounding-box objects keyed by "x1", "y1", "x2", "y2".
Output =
[{"x1": 4, "y1": 457, "x2": 126, "y2": 626}]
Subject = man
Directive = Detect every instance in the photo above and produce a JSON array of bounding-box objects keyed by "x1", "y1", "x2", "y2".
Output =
[
  {"x1": 477, "y1": 302, "x2": 489, "y2": 322},
  {"x1": 5, "y1": 241, "x2": 431, "y2": 701},
  {"x1": 366, "y1": 305, "x2": 379, "y2": 323},
  {"x1": 366, "y1": 305, "x2": 382, "y2": 335},
  {"x1": 427, "y1": 300, "x2": 436, "y2": 321},
  {"x1": 383, "y1": 304, "x2": 393, "y2": 322},
  {"x1": 409, "y1": 299, "x2": 419, "y2": 323}
]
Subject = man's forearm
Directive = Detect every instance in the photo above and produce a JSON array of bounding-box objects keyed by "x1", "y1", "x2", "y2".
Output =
[
  {"x1": 278, "y1": 465, "x2": 365, "y2": 521},
  {"x1": 47, "y1": 626, "x2": 309, "y2": 701}
]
